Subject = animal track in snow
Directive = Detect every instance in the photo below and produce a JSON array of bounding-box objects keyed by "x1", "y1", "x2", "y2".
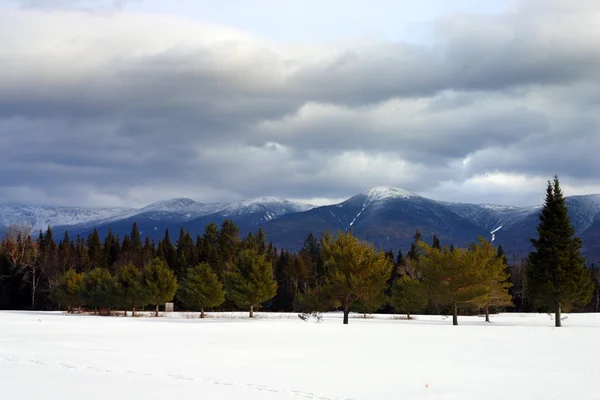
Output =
[{"x1": 0, "y1": 355, "x2": 353, "y2": 400}]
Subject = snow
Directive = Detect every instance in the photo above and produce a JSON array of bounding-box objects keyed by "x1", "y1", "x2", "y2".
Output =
[
  {"x1": 0, "y1": 204, "x2": 134, "y2": 232},
  {"x1": 364, "y1": 186, "x2": 415, "y2": 202},
  {"x1": 221, "y1": 197, "x2": 315, "y2": 217},
  {"x1": 139, "y1": 198, "x2": 229, "y2": 216},
  {"x1": 2, "y1": 311, "x2": 599, "y2": 399},
  {"x1": 442, "y1": 202, "x2": 539, "y2": 230}
]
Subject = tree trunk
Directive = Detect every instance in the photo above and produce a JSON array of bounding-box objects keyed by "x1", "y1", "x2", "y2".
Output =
[
  {"x1": 69, "y1": 305, "x2": 73, "y2": 314},
  {"x1": 94, "y1": 307, "x2": 97, "y2": 315},
  {"x1": 155, "y1": 304, "x2": 159, "y2": 317},
  {"x1": 201, "y1": 308, "x2": 205, "y2": 319},
  {"x1": 31, "y1": 269, "x2": 36, "y2": 310},
  {"x1": 407, "y1": 312, "x2": 410, "y2": 320},
  {"x1": 343, "y1": 303, "x2": 349, "y2": 325},
  {"x1": 555, "y1": 303, "x2": 562, "y2": 327},
  {"x1": 363, "y1": 311, "x2": 366, "y2": 319},
  {"x1": 452, "y1": 303, "x2": 458, "y2": 326},
  {"x1": 485, "y1": 305, "x2": 490, "y2": 323},
  {"x1": 78, "y1": 305, "x2": 81, "y2": 314},
  {"x1": 249, "y1": 305, "x2": 254, "y2": 318},
  {"x1": 132, "y1": 307, "x2": 136, "y2": 317}
]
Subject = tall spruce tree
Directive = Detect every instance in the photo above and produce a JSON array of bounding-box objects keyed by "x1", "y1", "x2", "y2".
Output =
[{"x1": 526, "y1": 176, "x2": 593, "y2": 327}]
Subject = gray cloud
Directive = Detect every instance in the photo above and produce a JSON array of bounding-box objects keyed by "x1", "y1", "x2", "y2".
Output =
[
  {"x1": 11, "y1": 0, "x2": 137, "y2": 10},
  {"x1": 0, "y1": 1, "x2": 599, "y2": 208}
]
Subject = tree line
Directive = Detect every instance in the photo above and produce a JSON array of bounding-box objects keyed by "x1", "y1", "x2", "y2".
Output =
[{"x1": 0, "y1": 176, "x2": 596, "y2": 326}]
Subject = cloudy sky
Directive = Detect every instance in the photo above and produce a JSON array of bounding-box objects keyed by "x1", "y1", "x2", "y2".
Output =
[{"x1": 1, "y1": 0, "x2": 599, "y2": 208}]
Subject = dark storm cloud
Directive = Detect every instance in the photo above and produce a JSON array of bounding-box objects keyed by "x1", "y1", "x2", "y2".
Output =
[{"x1": 0, "y1": 0, "x2": 599, "y2": 207}]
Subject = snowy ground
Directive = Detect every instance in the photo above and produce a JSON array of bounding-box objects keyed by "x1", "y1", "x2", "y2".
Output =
[{"x1": 1, "y1": 311, "x2": 599, "y2": 399}]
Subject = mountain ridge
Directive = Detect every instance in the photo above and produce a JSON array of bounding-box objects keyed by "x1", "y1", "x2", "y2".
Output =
[{"x1": 2, "y1": 187, "x2": 600, "y2": 265}]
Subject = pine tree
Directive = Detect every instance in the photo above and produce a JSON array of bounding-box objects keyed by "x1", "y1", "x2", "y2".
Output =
[
  {"x1": 319, "y1": 231, "x2": 393, "y2": 324},
  {"x1": 432, "y1": 234, "x2": 441, "y2": 250},
  {"x1": 202, "y1": 223, "x2": 221, "y2": 278},
  {"x1": 115, "y1": 264, "x2": 148, "y2": 317},
  {"x1": 50, "y1": 269, "x2": 84, "y2": 313},
  {"x1": 271, "y1": 250, "x2": 296, "y2": 311},
  {"x1": 219, "y1": 220, "x2": 240, "y2": 266},
  {"x1": 80, "y1": 268, "x2": 116, "y2": 315},
  {"x1": 103, "y1": 229, "x2": 119, "y2": 269},
  {"x1": 390, "y1": 275, "x2": 428, "y2": 319},
  {"x1": 130, "y1": 222, "x2": 142, "y2": 252},
  {"x1": 418, "y1": 242, "x2": 486, "y2": 326},
  {"x1": 177, "y1": 263, "x2": 225, "y2": 318},
  {"x1": 142, "y1": 258, "x2": 178, "y2": 317},
  {"x1": 407, "y1": 229, "x2": 423, "y2": 261},
  {"x1": 526, "y1": 176, "x2": 594, "y2": 327},
  {"x1": 87, "y1": 229, "x2": 105, "y2": 270},
  {"x1": 470, "y1": 237, "x2": 513, "y2": 322},
  {"x1": 225, "y1": 248, "x2": 277, "y2": 318}
]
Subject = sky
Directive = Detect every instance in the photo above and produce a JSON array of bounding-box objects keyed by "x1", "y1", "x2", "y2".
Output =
[{"x1": 1, "y1": 0, "x2": 599, "y2": 208}]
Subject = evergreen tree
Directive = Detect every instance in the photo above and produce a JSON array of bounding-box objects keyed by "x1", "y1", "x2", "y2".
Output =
[
  {"x1": 271, "y1": 250, "x2": 295, "y2": 311},
  {"x1": 80, "y1": 268, "x2": 116, "y2": 315},
  {"x1": 526, "y1": 176, "x2": 594, "y2": 327},
  {"x1": 418, "y1": 242, "x2": 486, "y2": 326},
  {"x1": 407, "y1": 229, "x2": 423, "y2": 261},
  {"x1": 255, "y1": 228, "x2": 267, "y2": 255},
  {"x1": 390, "y1": 275, "x2": 428, "y2": 319},
  {"x1": 50, "y1": 269, "x2": 84, "y2": 313},
  {"x1": 470, "y1": 237, "x2": 513, "y2": 322},
  {"x1": 202, "y1": 223, "x2": 221, "y2": 278},
  {"x1": 142, "y1": 236, "x2": 155, "y2": 266},
  {"x1": 219, "y1": 220, "x2": 240, "y2": 266},
  {"x1": 130, "y1": 222, "x2": 142, "y2": 252},
  {"x1": 432, "y1": 234, "x2": 441, "y2": 250},
  {"x1": 177, "y1": 262, "x2": 225, "y2": 318},
  {"x1": 318, "y1": 231, "x2": 393, "y2": 324},
  {"x1": 225, "y1": 248, "x2": 277, "y2": 318},
  {"x1": 103, "y1": 229, "x2": 119, "y2": 269},
  {"x1": 142, "y1": 258, "x2": 178, "y2": 317},
  {"x1": 115, "y1": 264, "x2": 148, "y2": 317},
  {"x1": 87, "y1": 229, "x2": 105, "y2": 270},
  {"x1": 74, "y1": 235, "x2": 89, "y2": 272},
  {"x1": 160, "y1": 229, "x2": 177, "y2": 271}
]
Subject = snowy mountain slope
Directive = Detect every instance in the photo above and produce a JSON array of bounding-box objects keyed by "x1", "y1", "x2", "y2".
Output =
[
  {"x1": 261, "y1": 187, "x2": 488, "y2": 251},
  {"x1": 51, "y1": 197, "x2": 317, "y2": 241},
  {"x1": 442, "y1": 202, "x2": 540, "y2": 232},
  {"x1": 220, "y1": 197, "x2": 315, "y2": 220},
  {"x1": 136, "y1": 198, "x2": 230, "y2": 221},
  {"x1": 0, "y1": 204, "x2": 133, "y2": 233},
  {"x1": 564, "y1": 194, "x2": 600, "y2": 232}
]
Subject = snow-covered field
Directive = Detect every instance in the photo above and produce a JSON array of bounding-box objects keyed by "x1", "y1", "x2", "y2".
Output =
[{"x1": 1, "y1": 311, "x2": 599, "y2": 399}]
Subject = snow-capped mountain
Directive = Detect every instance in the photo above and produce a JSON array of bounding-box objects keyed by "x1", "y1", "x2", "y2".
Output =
[
  {"x1": 0, "y1": 204, "x2": 133, "y2": 233},
  {"x1": 136, "y1": 198, "x2": 230, "y2": 221},
  {"x1": 442, "y1": 202, "x2": 540, "y2": 232},
  {"x1": 220, "y1": 197, "x2": 315, "y2": 221}
]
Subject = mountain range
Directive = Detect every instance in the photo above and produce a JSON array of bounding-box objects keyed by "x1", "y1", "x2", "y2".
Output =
[{"x1": 2, "y1": 187, "x2": 600, "y2": 265}]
